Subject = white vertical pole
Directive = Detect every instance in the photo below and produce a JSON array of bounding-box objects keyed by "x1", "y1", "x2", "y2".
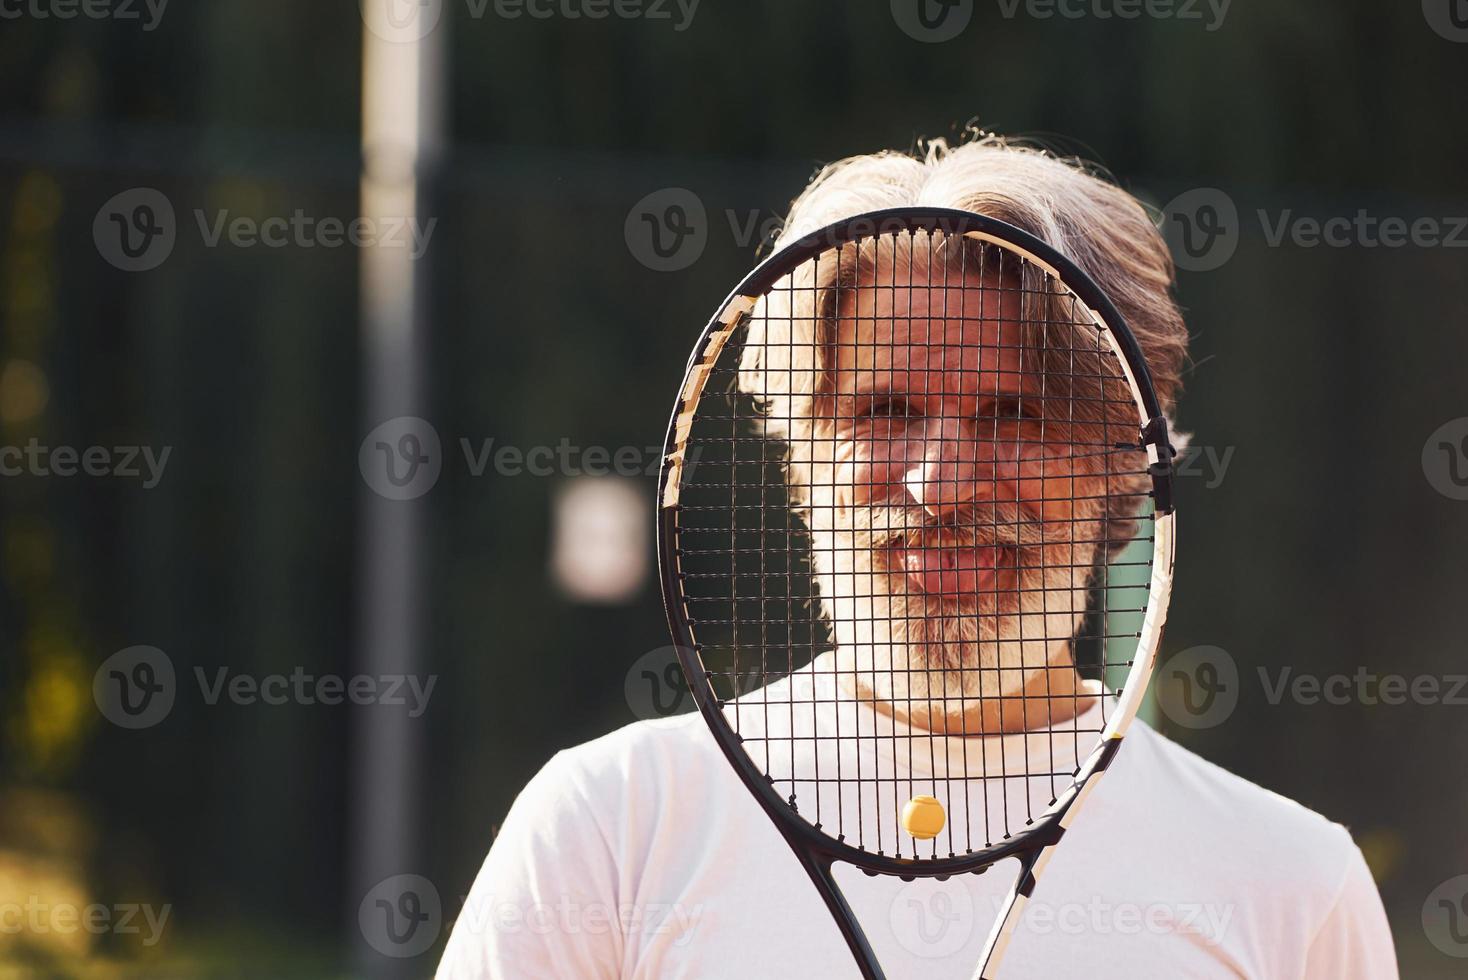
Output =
[{"x1": 354, "y1": 1, "x2": 445, "y2": 975}]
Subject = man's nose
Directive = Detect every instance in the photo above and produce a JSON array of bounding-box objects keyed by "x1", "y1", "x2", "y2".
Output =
[{"x1": 902, "y1": 416, "x2": 987, "y2": 518}]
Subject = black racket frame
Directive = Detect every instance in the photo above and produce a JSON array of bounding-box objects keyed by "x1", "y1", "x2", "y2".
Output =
[{"x1": 656, "y1": 207, "x2": 1174, "y2": 978}]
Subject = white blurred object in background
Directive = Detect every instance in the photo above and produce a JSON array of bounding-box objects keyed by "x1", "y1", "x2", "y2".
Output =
[{"x1": 551, "y1": 476, "x2": 649, "y2": 603}]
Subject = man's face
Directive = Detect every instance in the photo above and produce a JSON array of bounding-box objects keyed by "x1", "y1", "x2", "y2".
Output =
[{"x1": 803, "y1": 255, "x2": 1110, "y2": 720}]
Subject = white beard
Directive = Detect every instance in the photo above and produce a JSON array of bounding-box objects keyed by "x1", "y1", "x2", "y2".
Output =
[{"x1": 806, "y1": 498, "x2": 1101, "y2": 715}]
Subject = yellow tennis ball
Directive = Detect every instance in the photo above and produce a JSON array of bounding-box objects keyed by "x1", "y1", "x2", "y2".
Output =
[{"x1": 901, "y1": 795, "x2": 946, "y2": 840}]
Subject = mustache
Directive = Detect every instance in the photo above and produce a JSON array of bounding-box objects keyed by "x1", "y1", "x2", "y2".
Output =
[{"x1": 844, "y1": 502, "x2": 1050, "y2": 552}]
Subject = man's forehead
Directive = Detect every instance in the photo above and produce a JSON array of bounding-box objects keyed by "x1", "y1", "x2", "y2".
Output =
[{"x1": 831, "y1": 265, "x2": 1026, "y2": 390}]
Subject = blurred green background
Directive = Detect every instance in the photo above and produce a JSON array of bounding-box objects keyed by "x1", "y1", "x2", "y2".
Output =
[{"x1": 1, "y1": 1, "x2": 1466, "y2": 977}]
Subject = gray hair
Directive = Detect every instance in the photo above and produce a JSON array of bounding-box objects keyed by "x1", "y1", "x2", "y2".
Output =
[{"x1": 736, "y1": 133, "x2": 1190, "y2": 543}]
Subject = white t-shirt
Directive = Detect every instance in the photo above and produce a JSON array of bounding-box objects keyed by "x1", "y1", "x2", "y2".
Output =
[{"x1": 438, "y1": 658, "x2": 1397, "y2": 979}]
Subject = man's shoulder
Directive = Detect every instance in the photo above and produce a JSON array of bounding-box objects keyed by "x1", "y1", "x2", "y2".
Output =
[
  {"x1": 533, "y1": 714, "x2": 725, "y2": 810},
  {"x1": 1105, "y1": 720, "x2": 1362, "y2": 889},
  {"x1": 1122, "y1": 719, "x2": 1346, "y2": 831},
  {"x1": 558, "y1": 712, "x2": 719, "y2": 765},
  {"x1": 511, "y1": 715, "x2": 753, "y2": 881}
]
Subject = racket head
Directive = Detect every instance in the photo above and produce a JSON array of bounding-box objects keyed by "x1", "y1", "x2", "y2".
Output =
[{"x1": 657, "y1": 207, "x2": 1175, "y2": 877}]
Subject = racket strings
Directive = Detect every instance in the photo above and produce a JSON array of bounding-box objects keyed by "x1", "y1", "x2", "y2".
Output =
[{"x1": 673, "y1": 227, "x2": 1157, "y2": 860}]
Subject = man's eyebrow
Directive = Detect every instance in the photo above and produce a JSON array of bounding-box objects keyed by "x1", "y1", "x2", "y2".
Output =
[
  {"x1": 833, "y1": 368, "x2": 1041, "y2": 402},
  {"x1": 838, "y1": 379, "x2": 889, "y2": 399}
]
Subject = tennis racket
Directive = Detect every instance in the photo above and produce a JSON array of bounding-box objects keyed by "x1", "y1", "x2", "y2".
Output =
[{"x1": 656, "y1": 207, "x2": 1175, "y2": 978}]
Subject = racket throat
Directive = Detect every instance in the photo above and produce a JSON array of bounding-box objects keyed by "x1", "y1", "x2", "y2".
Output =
[
  {"x1": 794, "y1": 851, "x2": 888, "y2": 980},
  {"x1": 975, "y1": 847, "x2": 1051, "y2": 980}
]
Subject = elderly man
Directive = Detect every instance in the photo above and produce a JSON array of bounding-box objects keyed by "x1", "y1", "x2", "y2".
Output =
[{"x1": 438, "y1": 136, "x2": 1396, "y2": 979}]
